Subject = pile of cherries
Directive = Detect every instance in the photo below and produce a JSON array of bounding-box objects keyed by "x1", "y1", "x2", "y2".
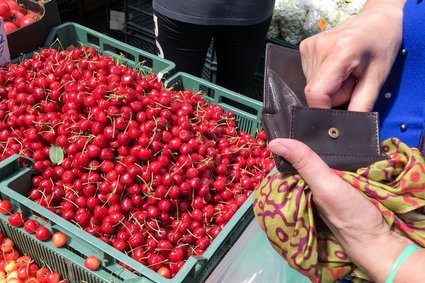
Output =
[
  {"x1": 0, "y1": 46, "x2": 274, "y2": 278},
  {"x1": 0, "y1": 231, "x2": 66, "y2": 282}
]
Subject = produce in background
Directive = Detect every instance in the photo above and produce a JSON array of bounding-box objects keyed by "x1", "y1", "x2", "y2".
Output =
[
  {"x1": 0, "y1": 46, "x2": 275, "y2": 278},
  {"x1": 269, "y1": 0, "x2": 307, "y2": 44},
  {"x1": 0, "y1": 231, "x2": 66, "y2": 282},
  {"x1": 269, "y1": 0, "x2": 366, "y2": 44},
  {"x1": 0, "y1": 0, "x2": 39, "y2": 33}
]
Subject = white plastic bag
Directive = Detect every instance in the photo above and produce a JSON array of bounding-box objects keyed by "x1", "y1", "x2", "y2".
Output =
[
  {"x1": 344, "y1": 0, "x2": 367, "y2": 16},
  {"x1": 273, "y1": 0, "x2": 308, "y2": 45},
  {"x1": 206, "y1": 219, "x2": 311, "y2": 283},
  {"x1": 302, "y1": 0, "x2": 342, "y2": 36},
  {"x1": 268, "y1": 0, "x2": 367, "y2": 44},
  {"x1": 267, "y1": 9, "x2": 282, "y2": 38},
  {"x1": 302, "y1": 0, "x2": 366, "y2": 37}
]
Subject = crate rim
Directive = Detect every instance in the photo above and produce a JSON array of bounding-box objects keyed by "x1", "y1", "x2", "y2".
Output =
[
  {"x1": 42, "y1": 22, "x2": 175, "y2": 81},
  {"x1": 0, "y1": 214, "x2": 120, "y2": 283},
  {"x1": 165, "y1": 72, "x2": 263, "y2": 109},
  {"x1": 164, "y1": 71, "x2": 264, "y2": 137}
]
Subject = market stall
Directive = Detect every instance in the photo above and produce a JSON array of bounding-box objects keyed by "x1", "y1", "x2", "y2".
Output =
[{"x1": 0, "y1": 0, "x2": 368, "y2": 282}]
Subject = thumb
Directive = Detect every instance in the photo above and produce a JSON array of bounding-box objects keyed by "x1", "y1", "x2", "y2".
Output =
[{"x1": 268, "y1": 138, "x2": 357, "y2": 209}]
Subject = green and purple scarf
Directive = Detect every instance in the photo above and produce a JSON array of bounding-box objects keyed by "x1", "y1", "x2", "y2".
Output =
[{"x1": 253, "y1": 138, "x2": 425, "y2": 282}]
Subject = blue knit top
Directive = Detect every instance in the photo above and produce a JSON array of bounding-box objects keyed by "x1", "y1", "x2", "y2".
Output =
[{"x1": 374, "y1": 0, "x2": 425, "y2": 148}]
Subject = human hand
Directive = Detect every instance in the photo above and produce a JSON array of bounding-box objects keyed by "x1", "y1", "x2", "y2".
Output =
[
  {"x1": 299, "y1": 0, "x2": 405, "y2": 111},
  {"x1": 268, "y1": 138, "x2": 413, "y2": 282}
]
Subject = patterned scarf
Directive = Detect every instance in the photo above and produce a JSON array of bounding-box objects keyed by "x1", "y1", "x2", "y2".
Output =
[{"x1": 253, "y1": 138, "x2": 425, "y2": 282}]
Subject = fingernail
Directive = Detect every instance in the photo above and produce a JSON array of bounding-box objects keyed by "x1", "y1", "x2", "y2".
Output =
[{"x1": 270, "y1": 140, "x2": 289, "y2": 157}]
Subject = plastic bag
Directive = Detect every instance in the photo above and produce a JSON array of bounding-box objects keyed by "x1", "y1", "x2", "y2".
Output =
[
  {"x1": 268, "y1": 0, "x2": 366, "y2": 44},
  {"x1": 267, "y1": 9, "x2": 282, "y2": 38},
  {"x1": 302, "y1": 0, "x2": 366, "y2": 37},
  {"x1": 272, "y1": 0, "x2": 307, "y2": 45},
  {"x1": 206, "y1": 219, "x2": 311, "y2": 283},
  {"x1": 344, "y1": 0, "x2": 367, "y2": 16},
  {"x1": 302, "y1": 0, "x2": 342, "y2": 36}
]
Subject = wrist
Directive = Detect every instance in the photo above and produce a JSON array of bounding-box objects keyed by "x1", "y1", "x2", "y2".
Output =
[
  {"x1": 361, "y1": 0, "x2": 406, "y2": 15},
  {"x1": 385, "y1": 244, "x2": 422, "y2": 283},
  {"x1": 355, "y1": 231, "x2": 413, "y2": 283},
  {"x1": 360, "y1": 3, "x2": 406, "y2": 22}
]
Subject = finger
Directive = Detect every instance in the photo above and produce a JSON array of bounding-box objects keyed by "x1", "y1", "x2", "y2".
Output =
[
  {"x1": 347, "y1": 70, "x2": 383, "y2": 112},
  {"x1": 304, "y1": 58, "x2": 356, "y2": 109},
  {"x1": 299, "y1": 38, "x2": 316, "y2": 80},
  {"x1": 268, "y1": 139, "x2": 363, "y2": 213},
  {"x1": 328, "y1": 75, "x2": 357, "y2": 107}
]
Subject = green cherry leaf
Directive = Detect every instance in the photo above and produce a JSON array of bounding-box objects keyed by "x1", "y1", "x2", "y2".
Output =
[{"x1": 49, "y1": 144, "x2": 64, "y2": 165}]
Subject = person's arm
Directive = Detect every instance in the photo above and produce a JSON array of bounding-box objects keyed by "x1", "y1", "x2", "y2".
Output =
[
  {"x1": 268, "y1": 138, "x2": 425, "y2": 283},
  {"x1": 394, "y1": 248, "x2": 425, "y2": 282},
  {"x1": 299, "y1": 0, "x2": 405, "y2": 111}
]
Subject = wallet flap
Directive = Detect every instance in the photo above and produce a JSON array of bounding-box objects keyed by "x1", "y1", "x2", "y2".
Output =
[
  {"x1": 262, "y1": 43, "x2": 307, "y2": 142},
  {"x1": 263, "y1": 43, "x2": 307, "y2": 109},
  {"x1": 290, "y1": 106, "x2": 381, "y2": 156}
]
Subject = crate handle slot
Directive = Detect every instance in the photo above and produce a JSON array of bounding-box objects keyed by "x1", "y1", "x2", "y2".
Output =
[{"x1": 0, "y1": 154, "x2": 33, "y2": 183}]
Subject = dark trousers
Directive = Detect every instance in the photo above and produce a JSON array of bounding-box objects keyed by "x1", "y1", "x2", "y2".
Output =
[{"x1": 154, "y1": 11, "x2": 271, "y2": 96}]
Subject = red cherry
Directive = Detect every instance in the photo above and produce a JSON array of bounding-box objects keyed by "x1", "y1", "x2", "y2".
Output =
[
  {"x1": 35, "y1": 226, "x2": 51, "y2": 241},
  {"x1": 0, "y1": 200, "x2": 13, "y2": 214}
]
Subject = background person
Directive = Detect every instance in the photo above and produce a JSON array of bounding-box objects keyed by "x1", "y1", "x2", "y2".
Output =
[{"x1": 152, "y1": 0, "x2": 275, "y2": 96}]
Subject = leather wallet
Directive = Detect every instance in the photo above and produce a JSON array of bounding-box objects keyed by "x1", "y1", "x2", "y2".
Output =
[{"x1": 261, "y1": 43, "x2": 387, "y2": 172}]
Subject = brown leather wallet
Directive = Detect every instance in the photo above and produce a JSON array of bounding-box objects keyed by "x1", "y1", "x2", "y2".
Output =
[{"x1": 261, "y1": 43, "x2": 387, "y2": 172}]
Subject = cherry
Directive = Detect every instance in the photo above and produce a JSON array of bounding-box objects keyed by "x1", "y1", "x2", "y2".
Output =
[
  {"x1": 0, "y1": 200, "x2": 13, "y2": 214},
  {"x1": 84, "y1": 256, "x2": 101, "y2": 270},
  {"x1": 168, "y1": 247, "x2": 184, "y2": 262},
  {"x1": 147, "y1": 253, "x2": 165, "y2": 271},
  {"x1": 24, "y1": 219, "x2": 41, "y2": 234},
  {"x1": 8, "y1": 211, "x2": 25, "y2": 227},
  {"x1": 35, "y1": 226, "x2": 50, "y2": 241},
  {"x1": 128, "y1": 232, "x2": 144, "y2": 248},
  {"x1": 51, "y1": 232, "x2": 67, "y2": 247},
  {"x1": 112, "y1": 239, "x2": 128, "y2": 252}
]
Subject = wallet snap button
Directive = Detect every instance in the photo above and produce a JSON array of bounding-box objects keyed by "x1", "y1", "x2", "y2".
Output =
[{"x1": 328, "y1": 127, "x2": 340, "y2": 139}]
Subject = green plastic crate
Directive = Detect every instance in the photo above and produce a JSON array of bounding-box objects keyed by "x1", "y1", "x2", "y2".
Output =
[
  {"x1": 0, "y1": 214, "x2": 117, "y2": 283},
  {"x1": 0, "y1": 72, "x2": 264, "y2": 283},
  {"x1": 0, "y1": 153, "x2": 257, "y2": 282},
  {"x1": 17, "y1": 22, "x2": 176, "y2": 80},
  {"x1": 165, "y1": 72, "x2": 263, "y2": 138}
]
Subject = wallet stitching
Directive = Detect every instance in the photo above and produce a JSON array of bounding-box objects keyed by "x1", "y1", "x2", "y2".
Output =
[
  {"x1": 317, "y1": 153, "x2": 384, "y2": 158},
  {"x1": 290, "y1": 107, "x2": 296, "y2": 139},
  {"x1": 264, "y1": 45, "x2": 271, "y2": 108},
  {"x1": 290, "y1": 107, "x2": 382, "y2": 157}
]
